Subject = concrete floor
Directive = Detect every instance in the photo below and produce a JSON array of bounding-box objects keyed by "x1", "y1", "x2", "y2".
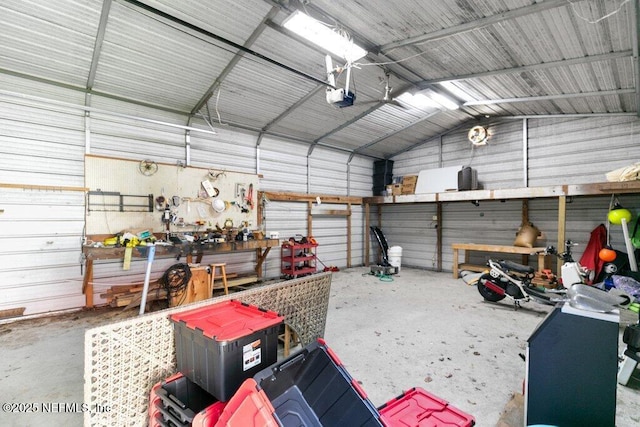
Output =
[{"x1": 0, "y1": 267, "x2": 639, "y2": 426}]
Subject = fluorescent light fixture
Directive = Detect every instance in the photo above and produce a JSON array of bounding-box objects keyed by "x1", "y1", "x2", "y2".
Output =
[
  {"x1": 397, "y1": 91, "x2": 460, "y2": 111},
  {"x1": 439, "y1": 81, "x2": 476, "y2": 103},
  {"x1": 283, "y1": 11, "x2": 367, "y2": 62},
  {"x1": 428, "y1": 91, "x2": 459, "y2": 110},
  {"x1": 396, "y1": 92, "x2": 430, "y2": 109}
]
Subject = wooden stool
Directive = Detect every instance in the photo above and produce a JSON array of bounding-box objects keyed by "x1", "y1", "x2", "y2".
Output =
[{"x1": 210, "y1": 263, "x2": 229, "y2": 295}]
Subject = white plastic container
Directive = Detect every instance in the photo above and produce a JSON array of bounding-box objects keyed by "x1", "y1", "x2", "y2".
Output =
[{"x1": 388, "y1": 246, "x2": 403, "y2": 272}]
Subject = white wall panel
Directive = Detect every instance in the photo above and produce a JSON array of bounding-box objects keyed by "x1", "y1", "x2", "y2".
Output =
[
  {"x1": 374, "y1": 204, "x2": 439, "y2": 269},
  {"x1": 349, "y1": 155, "x2": 375, "y2": 197},
  {"x1": 0, "y1": 76, "x2": 88, "y2": 316},
  {"x1": 259, "y1": 136, "x2": 309, "y2": 193},
  {"x1": 528, "y1": 116, "x2": 640, "y2": 186},
  {"x1": 261, "y1": 201, "x2": 308, "y2": 278},
  {"x1": 309, "y1": 148, "x2": 348, "y2": 195},
  {"x1": 0, "y1": 188, "x2": 85, "y2": 315},
  {"x1": 189, "y1": 125, "x2": 256, "y2": 174}
]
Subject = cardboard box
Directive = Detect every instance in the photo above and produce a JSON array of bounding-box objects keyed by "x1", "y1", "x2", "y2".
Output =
[
  {"x1": 401, "y1": 175, "x2": 417, "y2": 194},
  {"x1": 391, "y1": 184, "x2": 402, "y2": 195},
  {"x1": 402, "y1": 175, "x2": 418, "y2": 185}
]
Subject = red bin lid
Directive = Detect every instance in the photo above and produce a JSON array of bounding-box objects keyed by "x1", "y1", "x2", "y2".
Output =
[
  {"x1": 170, "y1": 300, "x2": 284, "y2": 341},
  {"x1": 378, "y1": 387, "x2": 475, "y2": 427}
]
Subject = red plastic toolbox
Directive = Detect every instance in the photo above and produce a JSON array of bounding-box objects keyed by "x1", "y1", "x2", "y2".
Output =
[
  {"x1": 170, "y1": 300, "x2": 284, "y2": 401},
  {"x1": 215, "y1": 378, "x2": 279, "y2": 426},
  {"x1": 252, "y1": 338, "x2": 383, "y2": 427},
  {"x1": 377, "y1": 387, "x2": 475, "y2": 427},
  {"x1": 148, "y1": 372, "x2": 227, "y2": 427}
]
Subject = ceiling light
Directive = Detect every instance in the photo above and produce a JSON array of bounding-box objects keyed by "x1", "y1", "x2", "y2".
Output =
[
  {"x1": 439, "y1": 81, "x2": 476, "y2": 103},
  {"x1": 396, "y1": 92, "x2": 439, "y2": 109},
  {"x1": 428, "y1": 91, "x2": 460, "y2": 110},
  {"x1": 283, "y1": 11, "x2": 367, "y2": 62}
]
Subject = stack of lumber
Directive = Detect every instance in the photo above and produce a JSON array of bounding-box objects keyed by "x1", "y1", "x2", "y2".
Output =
[{"x1": 100, "y1": 281, "x2": 167, "y2": 308}]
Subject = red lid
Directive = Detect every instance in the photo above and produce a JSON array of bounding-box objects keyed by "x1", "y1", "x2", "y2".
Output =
[
  {"x1": 379, "y1": 387, "x2": 475, "y2": 427},
  {"x1": 170, "y1": 300, "x2": 283, "y2": 341},
  {"x1": 215, "y1": 378, "x2": 278, "y2": 427}
]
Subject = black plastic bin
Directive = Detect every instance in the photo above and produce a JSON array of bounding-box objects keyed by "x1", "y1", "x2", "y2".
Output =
[
  {"x1": 170, "y1": 300, "x2": 284, "y2": 401},
  {"x1": 152, "y1": 372, "x2": 218, "y2": 427},
  {"x1": 253, "y1": 338, "x2": 383, "y2": 427}
]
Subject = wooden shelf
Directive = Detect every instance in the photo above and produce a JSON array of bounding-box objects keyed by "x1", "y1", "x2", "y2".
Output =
[{"x1": 363, "y1": 180, "x2": 640, "y2": 205}]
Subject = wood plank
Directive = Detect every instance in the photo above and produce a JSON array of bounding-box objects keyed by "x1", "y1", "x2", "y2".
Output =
[
  {"x1": 557, "y1": 195, "x2": 567, "y2": 274},
  {"x1": 310, "y1": 209, "x2": 351, "y2": 216},
  {"x1": 364, "y1": 202, "x2": 370, "y2": 266},
  {"x1": 451, "y1": 243, "x2": 546, "y2": 254},
  {"x1": 458, "y1": 263, "x2": 489, "y2": 273},
  {"x1": 0, "y1": 307, "x2": 26, "y2": 320},
  {"x1": 213, "y1": 275, "x2": 259, "y2": 289},
  {"x1": 0, "y1": 182, "x2": 88, "y2": 192},
  {"x1": 347, "y1": 203, "x2": 352, "y2": 268},
  {"x1": 263, "y1": 191, "x2": 362, "y2": 204}
]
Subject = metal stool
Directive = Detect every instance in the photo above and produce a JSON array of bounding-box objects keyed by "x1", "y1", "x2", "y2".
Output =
[{"x1": 210, "y1": 263, "x2": 229, "y2": 295}]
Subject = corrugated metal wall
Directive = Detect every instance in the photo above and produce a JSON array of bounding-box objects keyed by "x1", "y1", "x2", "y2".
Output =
[
  {"x1": 0, "y1": 75, "x2": 87, "y2": 315},
  {"x1": 0, "y1": 83, "x2": 374, "y2": 315},
  {"x1": 389, "y1": 116, "x2": 640, "y2": 273},
  {"x1": 260, "y1": 144, "x2": 371, "y2": 278}
]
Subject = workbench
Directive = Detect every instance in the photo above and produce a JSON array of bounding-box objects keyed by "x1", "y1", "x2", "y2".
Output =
[
  {"x1": 81, "y1": 239, "x2": 279, "y2": 308},
  {"x1": 451, "y1": 243, "x2": 549, "y2": 278}
]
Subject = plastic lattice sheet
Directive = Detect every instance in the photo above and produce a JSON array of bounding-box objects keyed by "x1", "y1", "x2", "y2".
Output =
[{"x1": 83, "y1": 272, "x2": 332, "y2": 427}]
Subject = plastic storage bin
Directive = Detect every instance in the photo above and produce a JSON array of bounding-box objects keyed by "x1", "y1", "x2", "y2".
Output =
[
  {"x1": 252, "y1": 338, "x2": 383, "y2": 427},
  {"x1": 170, "y1": 300, "x2": 284, "y2": 401},
  {"x1": 215, "y1": 378, "x2": 280, "y2": 426},
  {"x1": 377, "y1": 387, "x2": 475, "y2": 427},
  {"x1": 148, "y1": 372, "x2": 227, "y2": 427}
]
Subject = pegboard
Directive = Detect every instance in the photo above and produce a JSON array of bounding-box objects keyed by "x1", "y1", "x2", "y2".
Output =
[{"x1": 84, "y1": 155, "x2": 258, "y2": 235}]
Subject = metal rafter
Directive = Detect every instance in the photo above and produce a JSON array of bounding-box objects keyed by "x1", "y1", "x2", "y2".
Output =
[
  {"x1": 417, "y1": 51, "x2": 632, "y2": 86},
  {"x1": 189, "y1": 6, "x2": 280, "y2": 116},
  {"x1": 307, "y1": 102, "x2": 386, "y2": 155},
  {"x1": 377, "y1": 0, "x2": 568, "y2": 53},
  {"x1": 86, "y1": 0, "x2": 112, "y2": 91},
  {"x1": 387, "y1": 121, "x2": 475, "y2": 159},
  {"x1": 347, "y1": 110, "x2": 442, "y2": 161},
  {"x1": 464, "y1": 88, "x2": 636, "y2": 106}
]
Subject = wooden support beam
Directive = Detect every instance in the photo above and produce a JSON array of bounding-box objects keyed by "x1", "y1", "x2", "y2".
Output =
[
  {"x1": 347, "y1": 203, "x2": 352, "y2": 268},
  {"x1": 307, "y1": 201, "x2": 313, "y2": 237},
  {"x1": 263, "y1": 191, "x2": 363, "y2": 204},
  {"x1": 0, "y1": 182, "x2": 89, "y2": 192},
  {"x1": 522, "y1": 199, "x2": 530, "y2": 265},
  {"x1": 436, "y1": 202, "x2": 442, "y2": 271},
  {"x1": 310, "y1": 209, "x2": 351, "y2": 216},
  {"x1": 557, "y1": 195, "x2": 567, "y2": 273},
  {"x1": 365, "y1": 202, "x2": 370, "y2": 266}
]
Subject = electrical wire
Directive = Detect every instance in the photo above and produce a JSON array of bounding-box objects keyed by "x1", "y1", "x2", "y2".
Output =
[
  {"x1": 568, "y1": 0, "x2": 630, "y2": 24},
  {"x1": 161, "y1": 263, "x2": 192, "y2": 307}
]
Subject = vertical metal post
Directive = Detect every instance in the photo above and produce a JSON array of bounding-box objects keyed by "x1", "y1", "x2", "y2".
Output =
[
  {"x1": 346, "y1": 161, "x2": 351, "y2": 196},
  {"x1": 306, "y1": 155, "x2": 311, "y2": 194},
  {"x1": 84, "y1": 93, "x2": 91, "y2": 154},
  {"x1": 523, "y1": 118, "x2": 528, "y2": 187},
  {"x1": 139, "y1": 244, "x2": 156, "y2": 316},
  {"x1": 632, "y1": 0, "x2": 640, "y2": 116},
  {"x1": 185, "y1": 130, "x2": 191, "y2": 166}
]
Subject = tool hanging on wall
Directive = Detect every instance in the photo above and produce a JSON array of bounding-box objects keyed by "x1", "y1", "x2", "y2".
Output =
[{"x1": 246, "y1": 183, "x2": 254, "y2": 210}]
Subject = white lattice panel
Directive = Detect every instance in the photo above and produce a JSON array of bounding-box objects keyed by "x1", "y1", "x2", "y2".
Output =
[{"x1": 83, "y1": 272, "x2": 332, "y2": 426}]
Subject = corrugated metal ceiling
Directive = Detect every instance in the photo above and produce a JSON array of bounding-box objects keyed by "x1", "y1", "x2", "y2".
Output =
[{"x1": 0, "y1": 0, "x2": 636, "y2": 159}]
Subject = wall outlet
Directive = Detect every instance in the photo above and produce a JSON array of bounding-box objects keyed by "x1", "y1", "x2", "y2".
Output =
[{"x1": 432, "y1": 215, "x2": 438, "y2": 221}]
